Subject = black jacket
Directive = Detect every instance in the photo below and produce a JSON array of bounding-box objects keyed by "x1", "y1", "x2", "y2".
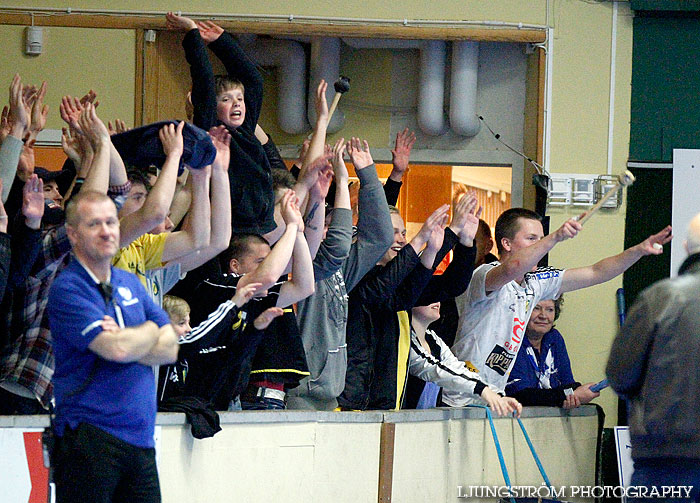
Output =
[
  {"x1": 163, "y1": 273, "x2": 279, "y2": 409},
  {"x1": 249, "y1": 274, "x2": 310, "y2": 389},
  {"x1": 182, "y1": 29, "x2": 275, "y2": 234},
  {"x1": 339, "y1": 229, "x2": 476, "y2": 410}
]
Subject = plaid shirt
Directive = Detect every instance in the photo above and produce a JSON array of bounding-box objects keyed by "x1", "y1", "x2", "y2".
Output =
[
  {"x1": 0, "y1": 182, "x2": 131, "y2": 407},
  {"x1": 0, "y1": 223, "x2": 71, "y2": 407}
]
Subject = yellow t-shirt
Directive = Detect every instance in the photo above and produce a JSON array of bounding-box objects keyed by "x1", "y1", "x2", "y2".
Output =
[{"x1": 112, "y1": 233, "x2": 169, "y2": 287}]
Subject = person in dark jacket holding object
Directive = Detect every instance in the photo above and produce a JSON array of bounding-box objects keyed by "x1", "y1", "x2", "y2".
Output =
[
  {"x1": 506, "y1": 297, "x2": 599, "y2": 408},
  {"x1": 607, "y1": 215, "x2": 700, "y2": 503}
]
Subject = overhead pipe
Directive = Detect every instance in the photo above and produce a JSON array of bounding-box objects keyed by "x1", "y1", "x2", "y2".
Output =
[
  {"x1": 418, "y1": 40, "x2": 448, "y2": 136},
  {"x1": 245, "y1": 36, "x2": 308, "y2": 134},
  {"x1": 0, "y1": 7, "x2": 549, "y2": 30},
  {"x1": 308, "y1": 37, "x2": 345, "y2": 133},
  {"x1": 344, "y1": 37, "x2": 447, "y2": 136},
  {"x1": 449, "y1": 41, "x2": 481, "y2": 137}
]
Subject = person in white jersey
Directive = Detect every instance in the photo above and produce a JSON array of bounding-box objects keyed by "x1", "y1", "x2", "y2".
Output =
[{"x1": 443, "y1": 208, "x2": 672, "y2": 407}]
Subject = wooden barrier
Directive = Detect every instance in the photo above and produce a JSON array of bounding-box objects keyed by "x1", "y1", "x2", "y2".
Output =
[{"x1": 0, "y1": 406, "x2": 601, "y2": 503}]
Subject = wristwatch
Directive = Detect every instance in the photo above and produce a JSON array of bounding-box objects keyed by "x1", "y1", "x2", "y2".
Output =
[{"x1": 564, "y1": 388, "x2": 574, "y2": 397}]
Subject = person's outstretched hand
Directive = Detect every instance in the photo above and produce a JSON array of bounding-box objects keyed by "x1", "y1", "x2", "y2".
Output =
[
  {"x1": 159, "y1": 121, "x2": 185, "y2": 159},
  {"x1": 390, "y1": 128, "x2": 416, "y2": 180},
  {"x1": 346, "y1": 137, "x2": 373, "y2": 171},
  {"x1": 254, "y1": 307, "x2": 285, "y2": 330},
  {"x1": 196, "y1": 20, "x2": 224, "y2": 44},
  {"x1": 165, "y1": 12, "x2": 197, "y2": 32},
  {"x1": 22, "y1": 175, "x2": 45, "y2": 229}
]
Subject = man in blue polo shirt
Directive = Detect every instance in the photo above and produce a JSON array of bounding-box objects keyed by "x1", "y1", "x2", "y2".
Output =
[{"x1": 48, "y1": 190, "x2": 178, "y2": 503}]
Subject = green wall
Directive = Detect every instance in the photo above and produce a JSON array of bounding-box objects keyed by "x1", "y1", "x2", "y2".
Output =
[
  {"x1": 626, "y1": 8, "x2": 700, "y2": 308},
  {"x1": 630, "y1": 16, "x2": 700, "y2": 161}
]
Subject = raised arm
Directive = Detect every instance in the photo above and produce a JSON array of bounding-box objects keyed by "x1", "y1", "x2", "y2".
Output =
[
  {"x1": 108, "y1": 144, "x2": 128, "y2": 189},
  {"x1": 10, "y1": 81, "x2": 44, "y2": 186},
  {"x1": 295, "y1": 80, "x2": 330, "y2": 206},
  {"x1": 119, "y1": 121, "x2": 184, "y2": 247},
  {"x1": 389, "y1": 127, "x2": 415, "y2": 183},
  {"x1": 61, "y1": 126, "x2": 92, "y2": 202},
  {"x1": 1, "y1": 75, "x2": 30, "y2": 201},
  {"x1": 7, "y1": 176, "x2": 44, "y2": 288},
  {"x1": 166, "y1": 170, "x2": 191, "y2": 229},
  {"x1": 559, "y1": 226, "x2": 672, "y2": 294},
  {"x1": 175, "y1": 126, "x2": 232, "y2": 273},
  {"x1": 237, "y1": 190, "x2": 300, "y2": 291},
  {"x1": 411, "y1": 204, "x2": 450, "y2": 258},
  {"x1": 310, "y1": 138, "x2": 353, "y2": 282},
  {"x1": 21, "y1": 174, "x2": 43, "y2": 231},
  {"x1": 384, "y1": 208, "x2": 450, "y2": 312},
  {"x1": 343, "y1": 138, "x2": 395, "y2": 291},
  {"x1": 384, "y1": 128, "x2": 416, "y2": 206},
  {"x1": 356, "y1": 205, "x2": 448, "y2": 309},
  {"x1": 12, "y1": 81, "x2": 49, "y2": 188},
  {"x1": 277, "y1": 226, "x2": 315, "y2": 307},
  {"x1": 303, "y1": 157, "x2": 333, "y2": 259},
  {"x1": 485, "y1": 217, "x2": 582, "y2": 293},
  {"x1": 73, "y1": 102, "x2": 111, "y2": 194},
  {"x1": 167, "y1": 13, "x2": 218, "y2": 130},
  {"x1": 293, "y1": 153, "x2": 327, "y2": 224},
  {"x1": 25, "y1": 80, "x2": 48, "y2": 148},
  {"x1": 416, "y1": 194, "x2": 481, "y2": 305},
  {"x1": 331, "y1": 138, "x2": 351, "y2": 211},
  {"x1": 161, "y1": 163, "x2": 211, "y2": 263}
]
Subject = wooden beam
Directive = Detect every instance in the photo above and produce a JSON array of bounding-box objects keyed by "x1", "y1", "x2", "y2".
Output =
[
  {"x1": 0, "y1": 13, "x2": 545, "y2": 43},
  {"x1": 377, "y1": 422, "x2": 396, "y2": 503},
  {"x1": 134, "y1": 29, "x2": 145, "y2": 126}
]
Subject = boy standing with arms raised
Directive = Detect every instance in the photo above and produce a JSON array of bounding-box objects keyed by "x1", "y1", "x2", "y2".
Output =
[{"x1": 166, "y1": 13, "x2": 275, "y2": 234}]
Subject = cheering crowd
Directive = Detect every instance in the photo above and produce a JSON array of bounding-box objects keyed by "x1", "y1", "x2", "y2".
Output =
[{"x1": 0, "y1": 14, "x2": 679, "y2": 502}]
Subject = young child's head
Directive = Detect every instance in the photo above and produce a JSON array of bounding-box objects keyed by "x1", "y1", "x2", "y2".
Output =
[
  {"x1": 163, "y1": 295, "x2": 191, "y2": 340},
  {"x1": 215, "y1": 76, "x2": 246, "y2": 129}
]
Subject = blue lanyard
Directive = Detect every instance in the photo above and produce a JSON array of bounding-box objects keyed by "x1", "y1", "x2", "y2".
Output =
[
  {"x1": 526, "y1": 346, "x2": 549, "y2": 389},
  {"x1": 526, "y1": 346, "x2": 541, "y2": 374}
]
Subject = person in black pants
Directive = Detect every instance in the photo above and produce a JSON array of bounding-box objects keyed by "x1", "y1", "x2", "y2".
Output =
[{"x1": 47, "y1": 191, "x2": 178, "y2": 503}]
